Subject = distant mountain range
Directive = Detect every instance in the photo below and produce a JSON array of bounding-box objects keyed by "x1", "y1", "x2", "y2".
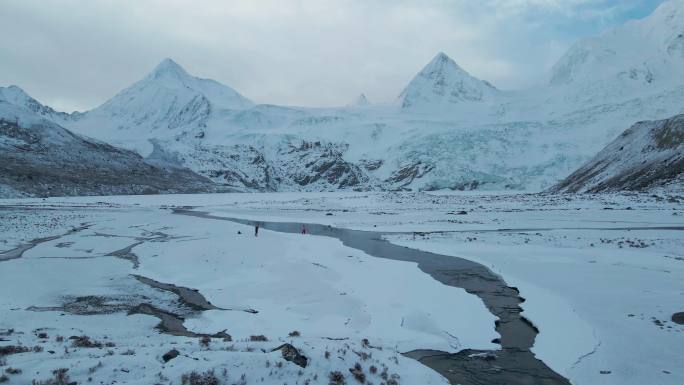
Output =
[{"x1": 1, "y1": 0, "x2": 684, "y2": 197}]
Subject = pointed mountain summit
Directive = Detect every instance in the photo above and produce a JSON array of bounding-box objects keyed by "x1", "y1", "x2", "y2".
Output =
[
  {"x1": 146, "y1": 58, "x2": 193, "y2": 83},
  {"x1": 154, "y1": 58, "x2": 186, "y2": 72},
  {"x1": 349, "y1": 93, "x2": 370, "y2": 107},
  {"x1": 75, "y1": 58, "x2": 254, "y2": 143},
  {"x1": 102, "y1": 58, "x2": 253, "y2": 111},
  {"x1": 398, "y1": 52, "x2": 497, "y2": 110}
]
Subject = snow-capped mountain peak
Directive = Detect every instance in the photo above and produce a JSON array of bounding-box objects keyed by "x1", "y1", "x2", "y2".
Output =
[
  {"x1": 70, "y1": 58, "x2": 254, "y2": 153},
  {"x1": 129, "y1": 58, "x2": 254, "y2": 109},
  {"x1": 97, "y1": 58, "x2": 254, "y2": 113},
  {"x1": 398, "y1": 52, "x2": 497, "y2": 110},
  {"x1": 146, "y1": 58, "x2": 194, "y2": 84},
  {"x1": 549, "y1": 0, "x2": 684, "y2": 87},
  {"x1": 428, "y1": 51, "x2": 461, "y2": 71}
]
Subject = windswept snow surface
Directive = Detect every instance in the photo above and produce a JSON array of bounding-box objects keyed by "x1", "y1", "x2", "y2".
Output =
[
  {"x1": 2, "y1": 191, "x2": 682, "y2": 385},
  {"x1": 203, "y1": 191, "x2": 684, "y2": 385},
  {"x1": 0, "y1": 195, "x2": 504, "y2": 385}
]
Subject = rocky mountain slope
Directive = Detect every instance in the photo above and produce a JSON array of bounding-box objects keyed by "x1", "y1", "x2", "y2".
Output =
[
  {"x1": 0, "y1": 100, "x2": 221, "y2": 198},
  {"x1": 549, "y1": 114, "x2": 684, "y2": 193},
  {"x1": 147, "y1": 137, "x2": 377, "y2": 192}
]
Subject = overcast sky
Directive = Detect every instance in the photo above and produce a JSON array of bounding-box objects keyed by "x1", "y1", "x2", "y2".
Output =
[{"x1": 0, "y1": 0, "x2": 667, "y2": 112}]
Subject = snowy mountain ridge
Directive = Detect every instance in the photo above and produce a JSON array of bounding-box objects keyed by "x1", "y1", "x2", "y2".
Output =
[
  {"x1": 550, "y1": 0, "x2": 684, "y2": 92},
  {"x1": 0, "y1": 85, "x2": 79, "y2": 122},
  {"x1": 2, "y1": 0, "x2": 684, "y2": 193}
]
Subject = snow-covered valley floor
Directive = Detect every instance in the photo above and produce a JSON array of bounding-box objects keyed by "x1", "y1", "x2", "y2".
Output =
[{"x1": 1, "y1": 191, "x2": 683, "y2": 385}]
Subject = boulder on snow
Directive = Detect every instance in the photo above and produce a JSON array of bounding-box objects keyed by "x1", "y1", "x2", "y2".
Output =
[
  {"x1": 162, "y1": 348, "x2": 180, "y2": 362},
  {"x1": 271, "y1": 343, "x2": 308, "y2": 368}
]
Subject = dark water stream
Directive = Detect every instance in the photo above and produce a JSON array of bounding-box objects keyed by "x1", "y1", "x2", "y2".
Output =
[
  {"x1": 174, "y1": 209, "x2": 571, "y2": 385},
  {"x1": 0, "y1": 225, "x2": 90, "y2": 262}
]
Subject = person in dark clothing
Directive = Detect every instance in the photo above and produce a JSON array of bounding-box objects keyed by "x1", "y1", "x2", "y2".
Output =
[
  {"x1": 301, "y1": 224, "x2": 306, "y2": 235},
  {"x1": 255, "y1": 223, "x2": 259, "y2": 237}
]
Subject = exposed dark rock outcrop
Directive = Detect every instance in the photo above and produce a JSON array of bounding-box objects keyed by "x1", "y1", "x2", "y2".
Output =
[
  {"x1": 285, "y1": 141, "x2": 372, "y2": 189},
  {"x1": 672, "y1": 312, "x2": 684, "y2": 325},
  {"x1": 359, "y1": 158, "x2": 384, "y2": 171},
  {"x1": 385, "y1": 162, "x2": 434, "y2": 189},
  {"x1": 152, "y1": 139, "x2": 378, "y2": 192},
  {"x1": 162, "y1": 349, "x2": 180, "y2": 362}
]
